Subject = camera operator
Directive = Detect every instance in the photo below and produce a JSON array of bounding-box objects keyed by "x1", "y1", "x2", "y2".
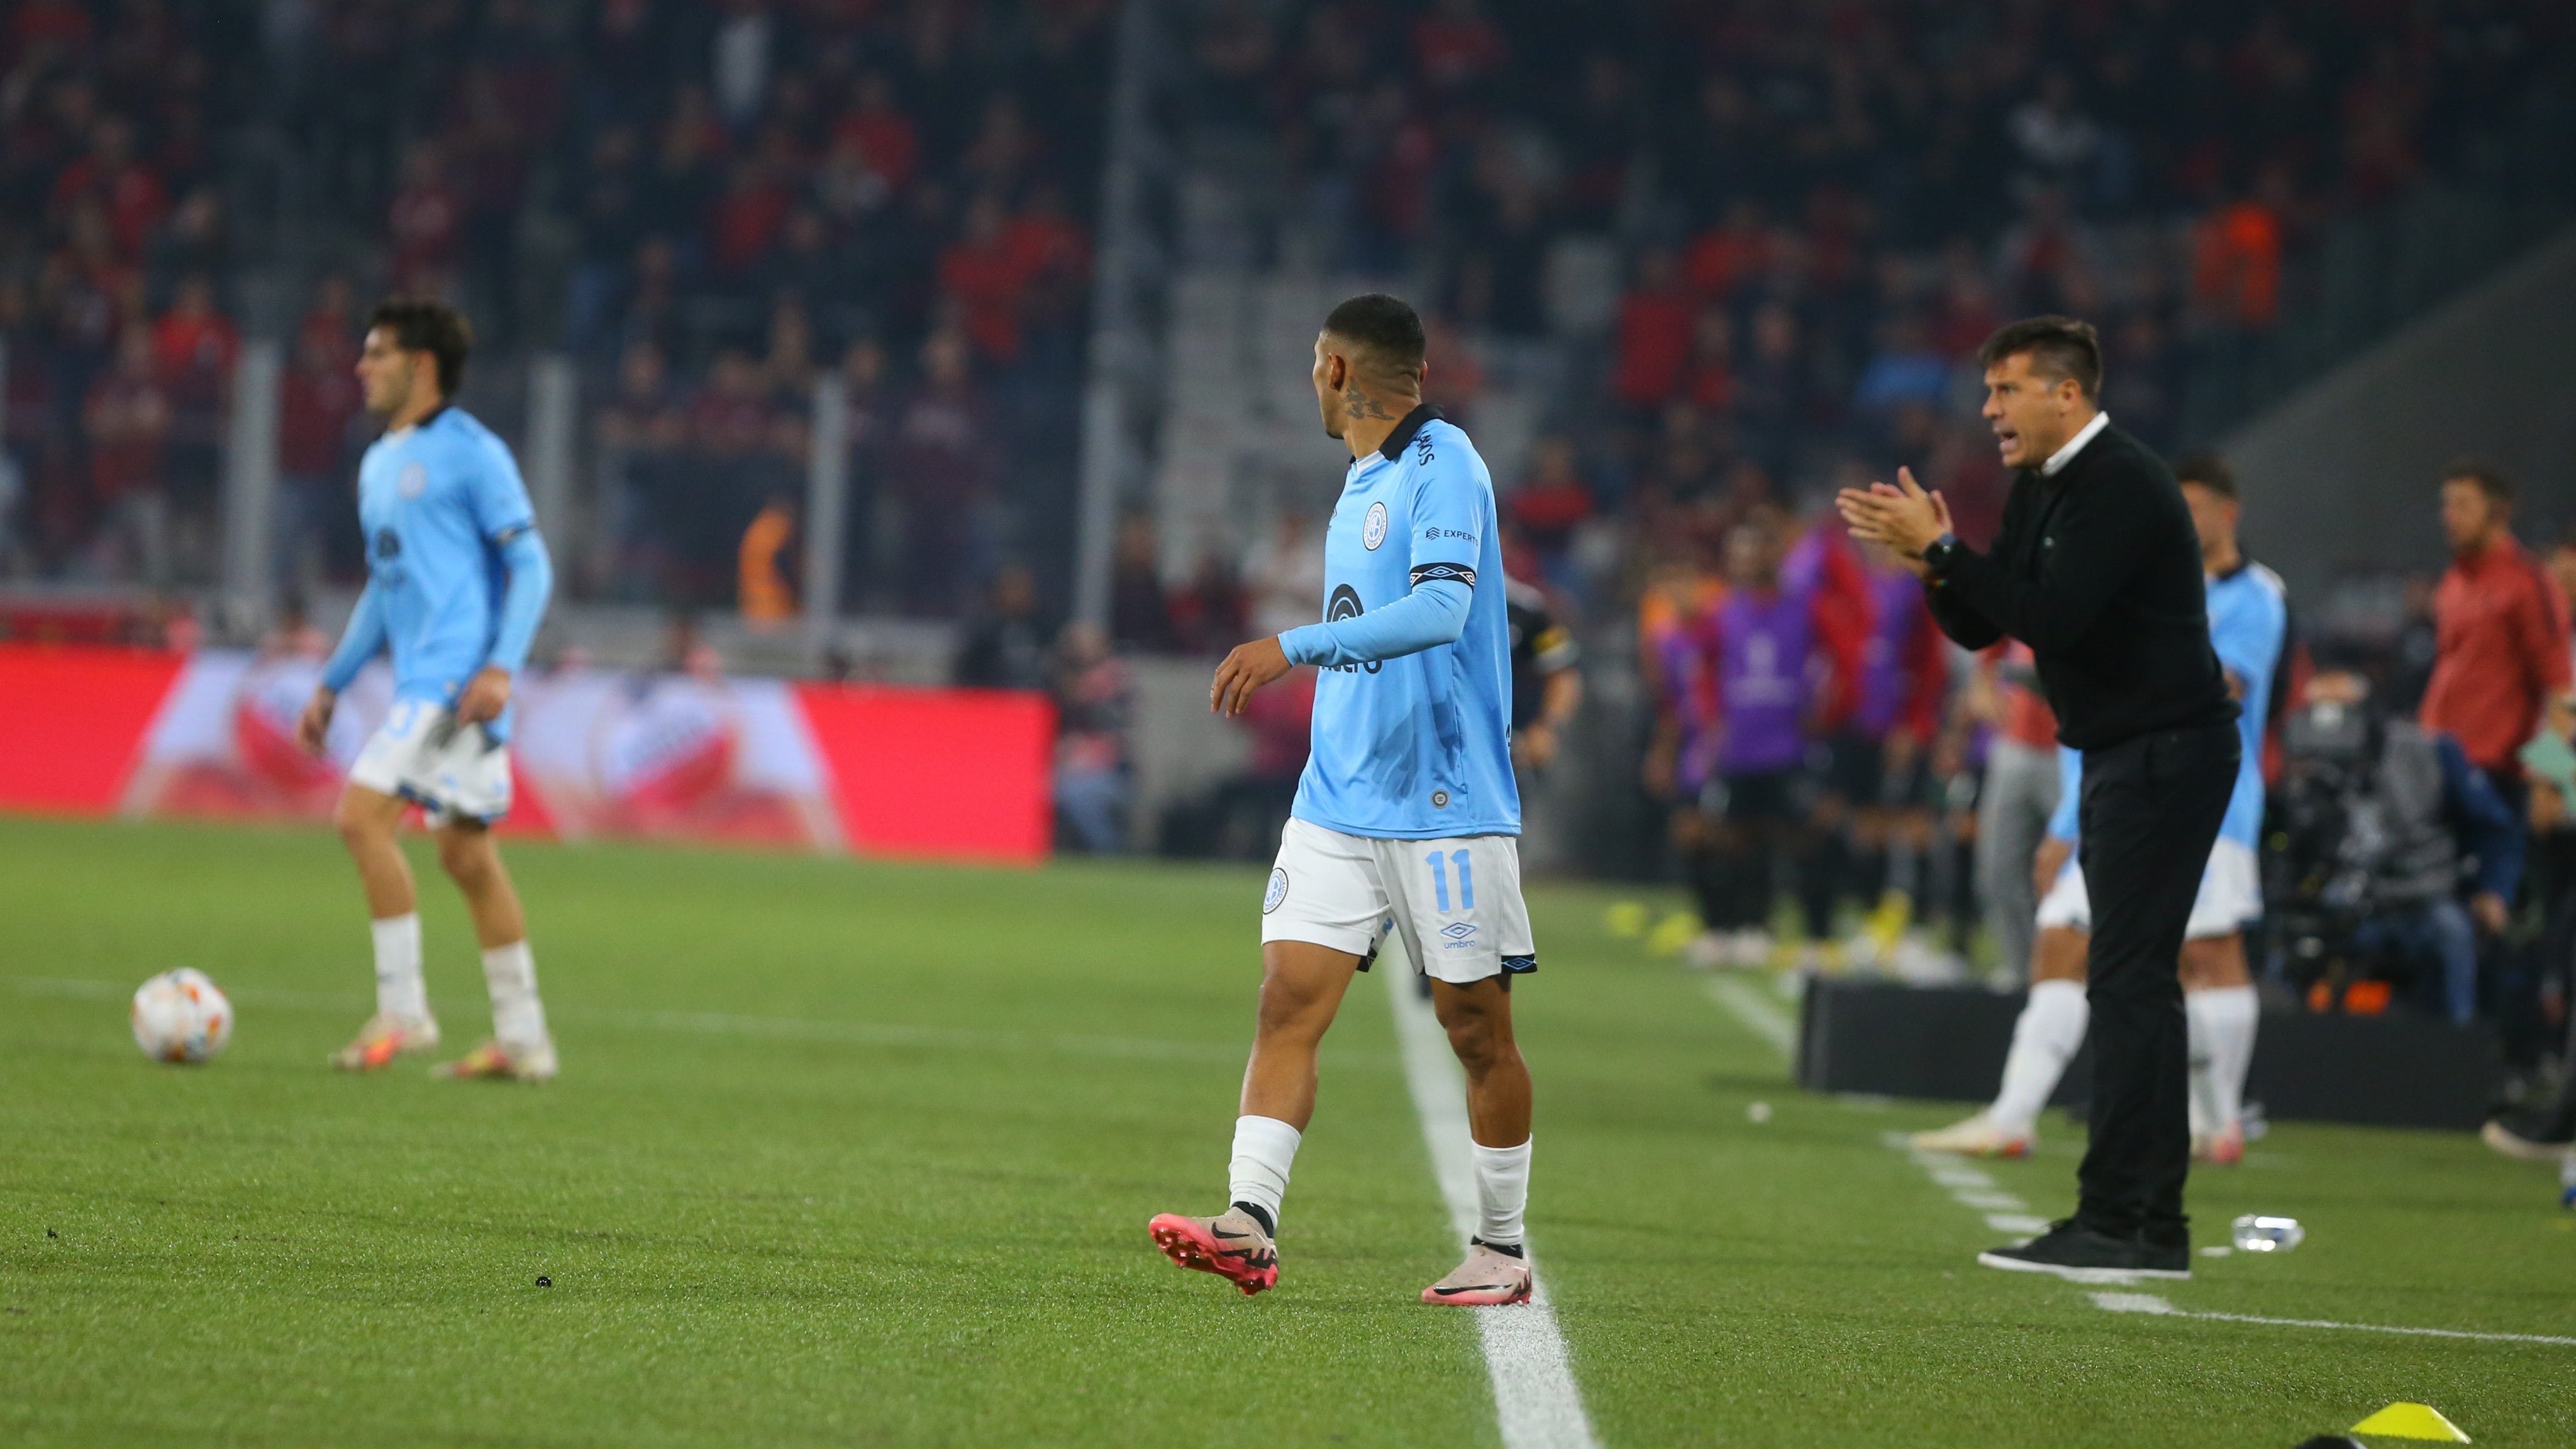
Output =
[{"x1": 2286, "y1": 670, "x2": 2524, "y2": 1025}]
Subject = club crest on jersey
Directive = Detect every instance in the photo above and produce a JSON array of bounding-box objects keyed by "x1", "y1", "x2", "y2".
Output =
[
  {"x1": 1362, "y1": 501, "x2": 1389, "y2": 550},
  {"x1": 1263, "y1": 867, "x2": 1289, "y2": 914},
  {"x1": 398, "y1": 462, "x2": 429, "y2": 498}
]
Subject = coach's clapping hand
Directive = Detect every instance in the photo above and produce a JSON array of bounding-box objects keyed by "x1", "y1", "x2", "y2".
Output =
[
  {"x1": 455, "y1": 665, "x2": 514, "y2": 726},
  {"x1": 1836, "y1": 466, "x2": 1953, "y2": 575},
  {"x1": 296, "y1": 688, "x2": 336, "y2": 755},
  {"x1": 1211, "y1": 636, "x2": 1293, "y2": 717}
]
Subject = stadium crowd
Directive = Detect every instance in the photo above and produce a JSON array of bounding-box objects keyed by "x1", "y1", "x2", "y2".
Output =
[
  {"x1": 0, "y1": 0, "x2": 1111, "y2": 610},
  {"x1": 1092, "y1": 0, "x2": 2576, "y2": 1091}
]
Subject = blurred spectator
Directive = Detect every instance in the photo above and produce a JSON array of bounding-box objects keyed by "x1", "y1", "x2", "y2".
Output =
[
  {"x1": 1506, "y1": 436, "x2": 1593, "y2": 597},
  {"x1": 1969, "y1": 641, "x2": 2061, "y2": 985},
  {"x1": 2302, "y1": 670, "x2": 2524, "y2": 1024},
  {"x1": 275, "y1": 325, "x2": 364, "y2": 586},
  {"x1": 887, "y1": 329, "x2": 992, "y2": 617},
  {"x1": 1243, "y1": 509, "x2": 1325, "y2": 641},
  {"x1": 82, "y1": 329, "x2": 169, "y2": 580},
  {"x1": 1612, "y1": 248, "x2": 1691, "y2": 411},
  {"x1": 1169, "y1": 545, "x2": 1248, "y2": 657},
  {"x1": 1108, "y1": 514, "x2": 1178, "y2": 654},
  {"x1": 738, "y1": 492, "x2": 797, "y2": 628},
  {"x1": 2421, "y1": 462, "x2": 2572, "y2": 806},
  {"x1": 1051, "y1": 619, "x2": 1135, "y2": 853},
  {"x1": 953, "y1": 564, "x2": 1049, "y2": 691}
]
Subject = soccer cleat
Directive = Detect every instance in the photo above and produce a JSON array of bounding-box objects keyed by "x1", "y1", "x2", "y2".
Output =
[
  {"x1": 1977, "y1": 1219, "x2": 2190, "y2": 1281},
  {"x1": 1422, "y1": 1240, "x2": 1533, "y2": 1306},
  {"x1": 2198, "y1": 1125, "x2": 2245, "y2": 1166},
  {"x1": 435, "y1": 1036, "x2": 558, "y2": 1083},
  {"x1": 1909, "y1": 1113, "x2": 2033, "y2": 1158},
  {"x1": 1148, "y1": 1207, "x2": 1278, "y2": 1296},
  {"x1": 2481, "y1": 1116, "x2": 2573, "y2": 1163},
  {"x1": 330, "y1": 1013, "x2": 440, "y2": 1072}
]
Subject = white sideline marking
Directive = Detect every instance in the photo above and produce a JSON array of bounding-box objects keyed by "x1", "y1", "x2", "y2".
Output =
[
  {"x1": 1703, "y1": 976, "x2": 1797, "y2": 1053},
  {"x1": 1385, "y1": 968, "x2": 1600, "y2": 1449},
  {"x1": 1693, "y1": 965, "x2": 2575, "y2": 1352},
  {"x1": 2089, "y1": 1292, "x2": 2576, "y2": 1346}
]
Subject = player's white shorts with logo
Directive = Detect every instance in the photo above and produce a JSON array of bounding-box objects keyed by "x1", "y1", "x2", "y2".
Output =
[
  {"x1": 2035, "y1": 836, "x2": 2259, "y2": 941},
  {"x1": 1262, "y1": 818, "x2": 1535, "y2": 985},
  {"x1": 349, "y1": 697, "x2": 513, "y2": 827}
]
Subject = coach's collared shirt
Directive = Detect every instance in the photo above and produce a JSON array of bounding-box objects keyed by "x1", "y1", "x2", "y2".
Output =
[{"x1": 2040, "y1": 408, "x2": 2112, "y2": 477}]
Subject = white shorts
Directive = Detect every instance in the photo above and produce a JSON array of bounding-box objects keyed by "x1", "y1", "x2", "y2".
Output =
[
  {"x1": 2035, "y1": 836, "x2": 2260, "y2": 941},
  {"x1": 349, "y1": 697, "x2": 513, "y2": 828},
  {"x1": 1261, "y1": 818, "x2": 1535, "y2": 985}
]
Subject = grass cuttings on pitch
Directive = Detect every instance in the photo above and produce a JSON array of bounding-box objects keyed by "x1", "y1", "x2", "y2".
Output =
[{"x1": 1, "y1": 816, "x2": 2570, "y2": 1448}]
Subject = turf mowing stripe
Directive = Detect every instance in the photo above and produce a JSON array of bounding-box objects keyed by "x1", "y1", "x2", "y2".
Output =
[
  {"x1": 2089, "y1": 1292, "x2": 2576, "y2": 1346},
  {"x1": 3, "y1": 973, "x2": 1255, "y2": 1065},
  {"x1": 1384, "y1": 968, "x2": 1601, "y2": 1449},
  {"x1": 1701, "y1": 975, "x2": 1797, "y2": 1053}
]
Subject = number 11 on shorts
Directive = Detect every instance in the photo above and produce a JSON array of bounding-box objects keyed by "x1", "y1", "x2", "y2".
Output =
[{"x1": 1424, "y1": 848, "x2": 1475, "y2": 913}]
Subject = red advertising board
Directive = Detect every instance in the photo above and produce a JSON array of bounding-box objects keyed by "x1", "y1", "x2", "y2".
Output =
[{"x1": 0, "y1": 644, "x2": 1054, "y2": 863}]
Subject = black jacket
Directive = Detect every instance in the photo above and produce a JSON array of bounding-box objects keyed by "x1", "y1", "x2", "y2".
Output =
[{"x1": 1926, "y1": 421, "x2": 2236, "y2": 749}]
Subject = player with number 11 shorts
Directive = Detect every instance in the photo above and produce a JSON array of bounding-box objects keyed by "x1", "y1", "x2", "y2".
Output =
[{"x1": 1150, "y1": 293, "x2": 1540, "y2": 1306}]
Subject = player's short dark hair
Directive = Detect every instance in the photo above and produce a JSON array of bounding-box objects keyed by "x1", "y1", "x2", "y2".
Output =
[
  {"x1": 1323, "y1": 292, "x2": 1427, "y2": 374},
  {"x1": 2174, "y1": 451, "x2": 2237, "y2": 500},
  {"x1": 367, "y1": 297, "x2": 473, "y2": 397},
  {"x1": 2441, "y1": 456, "x2": 2513, "y2": 506},
  {"x1": 1977, "y1": 315, "x2": 2102, "y2": 399}
]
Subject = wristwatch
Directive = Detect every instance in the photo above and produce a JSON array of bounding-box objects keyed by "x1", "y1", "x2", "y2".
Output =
[{"x1": 1922, "y1": 532, "x2": 1962, "y2": 576}]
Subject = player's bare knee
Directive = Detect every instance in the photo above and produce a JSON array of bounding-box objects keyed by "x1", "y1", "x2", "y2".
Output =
[
  {"x1": 333, "y1": 792, "x2": 391, "y2": 848},
  {"x1": 435, "y1": 826, "x2": 493, "y2": 883},
  {"x1": 1253, "y1": 970, "x2": 1333, "y2": 1043}
]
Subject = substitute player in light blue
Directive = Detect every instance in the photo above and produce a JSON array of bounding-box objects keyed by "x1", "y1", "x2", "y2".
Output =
[
  {"x1": 294, "y1": 299, "x2": 558, "y2": 1083},
  {"x1": 1150, "y1": 295, "x2": 1538, "y2": 1307},
  {"x1": 1916, "y1": 455, "x2": 2284, "y2": 1163}
]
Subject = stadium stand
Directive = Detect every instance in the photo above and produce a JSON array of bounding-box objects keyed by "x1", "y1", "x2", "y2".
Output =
[{"x1": 0, "y1": 0, "x2": 1113, "y2": 617}]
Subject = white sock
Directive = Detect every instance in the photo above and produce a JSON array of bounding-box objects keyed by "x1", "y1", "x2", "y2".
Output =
[
  {"x1": 1228, "y1": 1115, "x2": 1301, "y2": 1232},
  {"x1": 370, "y1": 914, "x2": 428, "y2": 1022},
  {"x1": 480, "y1": 941, "x2": 548, "y2": 1051},
  {"x1": 1990, "y1": 979, "x2": 2089, "y2": 1135},
  {"x1": 2185, "y1": 991, "x2": 2217, "y2": 1138},
  {"x1": 1472, "y1": 1137, "x2": 1532, "y2": 1248},
  {"x1": 2189, "y1": 985, "x2": 2258, "y2": 1133}
]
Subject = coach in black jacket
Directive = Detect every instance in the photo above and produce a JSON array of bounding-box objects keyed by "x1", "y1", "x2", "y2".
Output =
[{"x1": 1840, "y1": 316, "x2": 2237, "y2": 1279}]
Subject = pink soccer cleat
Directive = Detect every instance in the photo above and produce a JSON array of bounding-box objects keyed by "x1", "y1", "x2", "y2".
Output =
[
  {"x1": 1148, "y1": 1208, "x2": 1279, "y2": 1296},
  {"x1": 1422, "y1": 1241, "x2": 1533, "y2": 1306}
]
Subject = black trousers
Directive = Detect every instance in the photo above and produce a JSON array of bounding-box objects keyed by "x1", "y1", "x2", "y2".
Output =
[{"x1": 2074, "y1": 720, "x2": 2241, "y2": 1239}]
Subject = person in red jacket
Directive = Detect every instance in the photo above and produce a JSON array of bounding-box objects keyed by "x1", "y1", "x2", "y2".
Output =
[{"x1": 2422, "y1": 460, "x2": 2573, "y2": 811}]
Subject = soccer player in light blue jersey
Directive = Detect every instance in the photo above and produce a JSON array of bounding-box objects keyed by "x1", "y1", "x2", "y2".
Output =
[
  {"x1": 1914, "y1": 454, "x2": 2285, "y2": 1163},
  {"x1": 294, "y1": 299, "x2": 560, "y2": 1082},
  {"x1": 1150, "y1": 294, "x2": 1538, "y2": 1306}
]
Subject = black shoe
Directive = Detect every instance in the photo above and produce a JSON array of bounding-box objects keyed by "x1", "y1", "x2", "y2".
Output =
[{"x1": 1976, "y1": 1218, "x2": 2190, "y2": 1281}]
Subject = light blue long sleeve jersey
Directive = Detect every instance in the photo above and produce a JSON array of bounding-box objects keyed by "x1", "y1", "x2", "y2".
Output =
[
  {"x1": 1277, "y1": 405, "x2": 1519, "y2": 840},
  {"x1": 2048, "y1": 559, "x2": 2289, "y2": 850},
  {"x1": 320, "y1": 406, "x2": 553, "y2": 742}
]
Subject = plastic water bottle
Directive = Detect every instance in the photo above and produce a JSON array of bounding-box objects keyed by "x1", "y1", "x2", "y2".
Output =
[
  {"x1": 2560, "y1": 1153, "x2": 2574, "y2": 1210},
  {"x1": 2230, "y1": 1214, "x2": 2306, "y2": 1252}
]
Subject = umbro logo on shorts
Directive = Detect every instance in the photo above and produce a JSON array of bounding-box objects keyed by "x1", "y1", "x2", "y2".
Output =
[
  {"x1": 1440, "y1": 921, "x2": 1478, "y2": 947},
  {"x1": 1263, "y1": 868, "x2": 1289, "y2": 914}
]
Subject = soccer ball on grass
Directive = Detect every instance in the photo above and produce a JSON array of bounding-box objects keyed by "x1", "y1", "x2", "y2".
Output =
[{"x1": 131, "y1": 968, "x2": 233, "y2": 1064}]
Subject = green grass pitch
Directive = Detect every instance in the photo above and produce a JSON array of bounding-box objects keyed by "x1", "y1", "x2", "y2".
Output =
[{"x1": 3, "y1": 815, "x2": 2570, "y2": 1446}]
